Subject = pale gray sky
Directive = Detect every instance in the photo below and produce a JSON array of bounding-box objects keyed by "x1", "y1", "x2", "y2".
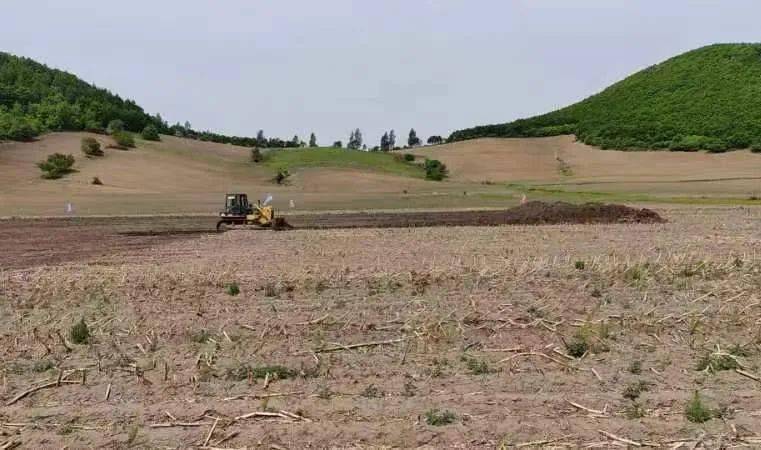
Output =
[{"x1": 3, "y1": 0, "x2": 760, "y2": 146}]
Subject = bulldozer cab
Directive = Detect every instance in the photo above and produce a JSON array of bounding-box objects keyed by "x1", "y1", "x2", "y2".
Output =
[{"x1": 224, "y1": 193, "x2": 252, "y2": 216}]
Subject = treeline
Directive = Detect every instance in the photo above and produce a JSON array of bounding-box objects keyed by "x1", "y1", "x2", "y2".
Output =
[
  {"x1": 448, "y1": 44, "x2": 761, "y2": 152},
  {"x1": 169, "y1": 125, "x2": 302, "y2": 148},
  {"x1": 0, "y1": 52, "x2": 301, "y2": 146}
]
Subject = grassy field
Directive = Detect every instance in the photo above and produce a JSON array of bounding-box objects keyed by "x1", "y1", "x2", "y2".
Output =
[
  {"x1": 2, "y1": 132, "x2": 761, "y2": 217},
  {"x1": 263, "y1": 147, "x2": 424, "y2": 178}
]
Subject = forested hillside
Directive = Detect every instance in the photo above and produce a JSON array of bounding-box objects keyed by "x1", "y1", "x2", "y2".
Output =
[
  {"x1": 0, "y1": 52, "x2": 163, "y2": 140},
  {"x1": 449, "y1": 44, "x2": 761, "y2": 151}
]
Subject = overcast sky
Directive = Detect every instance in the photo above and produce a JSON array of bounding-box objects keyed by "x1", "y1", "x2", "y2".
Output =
[{"x1": 3, "y1": 0, "x2": 760, "y2": 146}]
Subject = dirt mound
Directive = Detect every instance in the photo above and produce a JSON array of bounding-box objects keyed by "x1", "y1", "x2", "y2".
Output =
[
  {"x1": 496, "y1": 201, "x2": 665, "y2": 225},
  {"x1": 286, "y1": 201, "x2": 665, "y2": 229}
]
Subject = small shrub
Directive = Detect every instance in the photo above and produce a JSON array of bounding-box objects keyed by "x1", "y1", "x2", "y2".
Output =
[
  {"x1": 106, "y1": 119, "x2": 125, "y2": 135},
  {"x1": 360, "y1": 384, "x2": 383, "y2": 398},
  {"x1": 33, "y1": 359, "x2": 55, "y2": 373},
  {"x1": 249, "y1": 365, "x2": 296, "y2": 379},
  {"x1": 404, "y1": 153, "x2": 415, "y2": 162},
  {"x1": 141, "y1": 125, "x2": 160, "y2": 141},
  {"x1": 696, "y1": 352, "x2": 739, "y2": 372},
  {"x1": 91, "y1": 176, "x2": 103, "y2": 185},
  {"x1": 37, "y1": 153, "x2": 75, "y2": 179},
  {"x1": 112, "y1": 131, "x2": 135, "y2": 149},
  {"x1": 622, "y1": 380, "x2": 650, "y2": 400},
  {"x1": 463, "y1": 356, "x2": 496, "y2": 375},
  {"x1": 625, "y1": 402, "x2": 647, "y2": 419},
  {"x1": 80, "y1": 137, "x2": 103, "y2": 157},
  {"x1": 190, "y1": 329, "x2": 212, "y2": 343},
  {"x1": 565, "y1": 336, "x2": 589, "y2": 358},
  {"x1": 574, "y1": 260, "x2": 585, "y2": 270},
  {"x1": 424, "y1": 409, "x2": 457, "y2": 426},
  {"x1": 225, "y1": 282, "x2": 240, "y2": 296},
  {"x1": 69, "y1": 318, "x2": 91, "y2": 344},
  {"x1": 685, "y1": 391, "x2": 713, "y2": 423},
  {"x1": 273, "y1": 168, "x2": 291, "y2": 185},
  {"x1": 424, "y1": 159, "x2": 448, "y2": 181}
]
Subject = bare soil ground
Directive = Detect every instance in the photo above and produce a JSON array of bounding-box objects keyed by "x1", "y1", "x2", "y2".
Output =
[
  {"x1": 1, "y1": 206, "x2": 760, "y2": 448},
  {"x1": 0, "y1": 202, "x2": 662, "y2": 269}
]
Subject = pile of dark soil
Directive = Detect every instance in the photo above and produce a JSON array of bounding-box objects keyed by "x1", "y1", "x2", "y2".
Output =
[
  {"x1": 286, "y1": 201, "x2": 666, "y2": 229},
  {"x1": 495, "y1": 201, "x2": 666, "y2": 225}
]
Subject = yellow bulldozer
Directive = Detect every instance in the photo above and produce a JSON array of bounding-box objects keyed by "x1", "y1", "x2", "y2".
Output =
[{"x1": 216, "y1": 193, "x2": 289, "y2": 231}]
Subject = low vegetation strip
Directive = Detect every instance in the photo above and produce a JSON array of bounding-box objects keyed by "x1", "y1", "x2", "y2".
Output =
[{"x1": 261, "y1": 147, "x2": 425, "y2": 178}]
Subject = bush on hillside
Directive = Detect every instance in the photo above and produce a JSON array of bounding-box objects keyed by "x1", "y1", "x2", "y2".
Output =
[
  {"x1": 80, "y1": 137, "x2": 103, "y2": 157},
  {"x1": 84, "y1": 120, "x2": 106, "y2": 134},
  {"x1": 141, "y1": 124, "x2": 160, "y2": 141},
  {"x1": 751, "y1": 143, "x2": 761, "y2": 153},
  {"x1": 669, "y1": 135, "x2": 728, "y2": 152},
  {"x1": 404, "y1": 153, "x2": 415, "y2": 162},
  {"x1": 106, "y1": 119, "x2": 125, "y2": 135},
  {"x1": 424, "y1": 159, "x2": 448, "y2": 181},
  {"x1": 37, "y1": 153, "x2": 75, "y2": 179},
  {"x1": 111, "y1": 131, "x2": 135, "y2": 149}
]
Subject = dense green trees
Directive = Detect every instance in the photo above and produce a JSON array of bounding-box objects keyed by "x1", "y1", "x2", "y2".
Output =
[
  {"x1": 0, "y1": 52, "x2": 163, "y2": 140},
  {"x1": 448, "y1": 44, "x2": 761, "y2": 151},
  {"x1": 309, "y1": 132, "x2": 317, "y2": 147}
]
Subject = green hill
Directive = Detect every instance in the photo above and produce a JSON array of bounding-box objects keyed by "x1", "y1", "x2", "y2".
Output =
[
  {"x1": 0, "y1": 52, "x2": 163, "y2": 140},
  {"x1": 449, "y1": 44, "x2": 761, "y2": 151}
]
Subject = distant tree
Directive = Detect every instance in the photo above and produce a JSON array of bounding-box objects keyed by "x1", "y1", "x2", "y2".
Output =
[
  {"x1": 389, "y1": 129, "x2": 396, "y2": 149},
  {"x1": 256, "y1": 130, "x2": 267, "y2": 147},
  {"x1": 380, "y1": 132, "x2": 390, "y2": 151},
  {"x1": 309, "y1": 132, "x2": 317, "y2": 147},
  {"x1": 362, "y1": 144, "x2": 367, "y2": 150},
  {"x1": 141, "y1": 124, "x2": 160, "y2": 141},
  {"x1": 408, "y1": 128, "x2": 421, "y2": 147},
  {"x1": 348, "y1": 128, "x2": 363, "y2": 150},
  {"x1": 184, "y1": 121, "x2": 192, "y2": 131},
  {"x1": 333, "y1": 140, "x2": 343, "y2": 148},
  {"x1": 106, "y1": 119, "x2": 125, "y2": 135},
  {"x1": 427, "y1": 135, "x2": 443, "y2": 145},
  {"x1": 291, "y1": 134, "x2": 300, "y2": 146}
]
